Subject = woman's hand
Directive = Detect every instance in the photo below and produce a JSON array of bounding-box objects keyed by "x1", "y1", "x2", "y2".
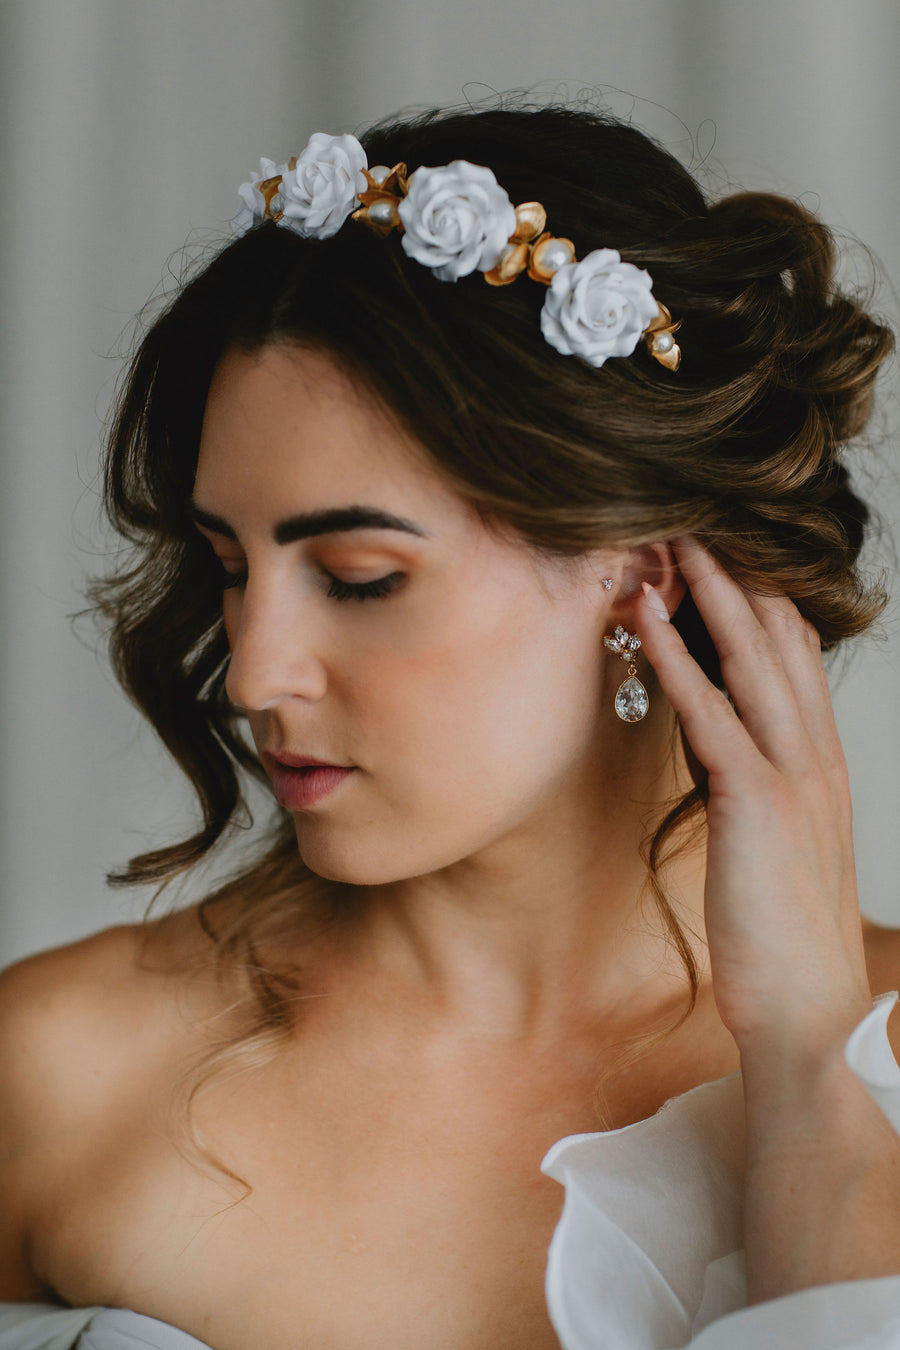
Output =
[
  {"x1": 639, "y1": 539, "x2": 900, "y2": 1303},
  {"x1": 637, "y1": 535, "x2": 872, "y2": 1058}
]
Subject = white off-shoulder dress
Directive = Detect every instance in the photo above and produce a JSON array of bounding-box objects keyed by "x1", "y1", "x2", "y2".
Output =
[{"x1": 3, "y1": 992, "x2": 900, "y2": 1350}]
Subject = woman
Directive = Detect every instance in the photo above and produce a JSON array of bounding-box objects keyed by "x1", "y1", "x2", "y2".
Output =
[{"x1": 1, "y1": 100, "x2": 900, "y2": 1349}]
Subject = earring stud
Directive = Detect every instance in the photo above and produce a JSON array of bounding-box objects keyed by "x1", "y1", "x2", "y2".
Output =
[
  {"x1": 601, "y1": 578, "x2": 614, "y2": 590},
  {"x1": 603, "y1": 625, "x2": 649, "y2": 722}
]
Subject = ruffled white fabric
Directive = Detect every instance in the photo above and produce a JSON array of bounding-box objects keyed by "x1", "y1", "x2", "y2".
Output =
[
  {"x1": 540, "y1": 990, "x2": 900, "y2": 1349},
  {"x1": 0, "y1": 1305, "x2": 209, "y2": 1349}
]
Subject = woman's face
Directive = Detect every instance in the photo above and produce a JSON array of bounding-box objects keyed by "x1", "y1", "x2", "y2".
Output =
[{"x1": 193, "y1": 343, "x2": 618, "y2": 885}]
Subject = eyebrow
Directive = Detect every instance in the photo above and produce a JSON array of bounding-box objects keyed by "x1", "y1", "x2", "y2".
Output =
[{"x1": 189, "y1": 503, "x2": 430, "y2": 544}]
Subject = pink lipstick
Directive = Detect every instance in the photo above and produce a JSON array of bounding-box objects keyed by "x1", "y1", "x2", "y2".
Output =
[{"x1": 265, "y1": 754, "x2": 357, "y2": 811}]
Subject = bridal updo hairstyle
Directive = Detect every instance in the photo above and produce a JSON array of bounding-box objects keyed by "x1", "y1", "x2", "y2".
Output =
[{"x1": 95, "y1": 100, "x2": 892, "y2": 1104}]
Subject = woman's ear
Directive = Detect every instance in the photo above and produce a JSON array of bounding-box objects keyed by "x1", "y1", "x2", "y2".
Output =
[{"x1": 615, "y1": 541, "x2": 686, "y2": 623}]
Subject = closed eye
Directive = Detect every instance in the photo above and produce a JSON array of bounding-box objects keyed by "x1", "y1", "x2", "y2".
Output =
[
  {"x1": 325, "y1": 572, "x2": 404, "y2": 602},
  {"x1": 219, "y1": 563, "x2": 404, "y2": 602}
]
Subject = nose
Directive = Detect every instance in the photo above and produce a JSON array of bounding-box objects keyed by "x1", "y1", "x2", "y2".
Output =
[{"x1": 224, "y1": 578, "x2": 328, "y2": 711}]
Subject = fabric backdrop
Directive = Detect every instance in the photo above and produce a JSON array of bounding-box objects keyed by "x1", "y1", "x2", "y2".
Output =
[{"x1": 2, "y1": 0, "x2": 898, "y2": 963}]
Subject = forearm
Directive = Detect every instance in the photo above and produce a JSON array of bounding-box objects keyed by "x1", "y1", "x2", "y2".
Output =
[{"x1": 741, "y1": 1023, "x2": 900, "y2": 1305}]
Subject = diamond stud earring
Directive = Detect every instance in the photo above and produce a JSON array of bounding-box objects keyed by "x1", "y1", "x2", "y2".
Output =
[
  {"x1": 601, "y1": 578, "x2": 614, "y2": 590},
  {"x1": 603, "y1": 625, "x2": 649, "y2": 722}
]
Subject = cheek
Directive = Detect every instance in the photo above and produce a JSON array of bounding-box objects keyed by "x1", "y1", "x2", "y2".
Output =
[
  {"x1": 291, "y1": 573, "x2": 605, "y2": 886},
  {"x1": 358, "y1": 579, "x2": 603, "y2": 817}
]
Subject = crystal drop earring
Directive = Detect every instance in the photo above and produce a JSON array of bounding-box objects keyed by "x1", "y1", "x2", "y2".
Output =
[{"x1": 603, "y1": 626, "x2": 649, "y2": 722}]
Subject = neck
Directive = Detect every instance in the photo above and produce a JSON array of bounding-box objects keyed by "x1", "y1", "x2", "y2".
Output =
[{"x1": 339, "y1": 701, "x2": 709, "y2": 1044}]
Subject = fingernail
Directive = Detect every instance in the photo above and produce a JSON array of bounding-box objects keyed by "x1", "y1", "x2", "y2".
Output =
[{"x1": 642, "y1": 581, "x2": 669, "y2": 622}]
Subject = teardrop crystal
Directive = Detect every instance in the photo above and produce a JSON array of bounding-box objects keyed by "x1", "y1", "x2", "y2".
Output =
[{"x1": 615, "y1": 675, "x2": 649, "y2": 723}]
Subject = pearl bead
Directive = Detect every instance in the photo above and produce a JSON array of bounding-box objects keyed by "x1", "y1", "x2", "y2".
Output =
[
  {"x1": 537, "y1": 239, "x2": 574, "y2": 274},
  {"x1": 368, "y1": 198, "x2": 397, "y2": 225},
  {"x1": 653, "y1": 331, "x2": 674, "y2": 353},
  {"x1": 369, "y1": 165, "x2": 392, "y2": 186}
]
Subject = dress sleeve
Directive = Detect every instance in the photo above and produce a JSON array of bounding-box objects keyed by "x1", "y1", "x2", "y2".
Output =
[
  {"x1": 686, "y1": 990, "x2": 900, "y2": 1350},
  {"x1": 0, "y1": 1305, "x2": 211, "y2": 1350},
  {"x1": 0, "y1": 1304, "x2": 100, "y2": 1350},
  {"x1": 844, "y1": 991, "x2": 900, "y2": 1131},
  {"x1": 688, "y1": 1278, "x2": 900, "y2": 1350},
  {"x1": 541, "y1": 992, "x2": 900, "y2": 1350}
]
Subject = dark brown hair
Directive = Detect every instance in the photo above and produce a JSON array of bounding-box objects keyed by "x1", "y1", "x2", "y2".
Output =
[{"x1": 94, "y1": 100, "x2": 893, "y2": 1118}]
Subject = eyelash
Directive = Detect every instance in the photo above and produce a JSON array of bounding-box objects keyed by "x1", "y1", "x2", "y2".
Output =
[
  {"x1": 325, "y1": 572, "x2": 403, "y2": 602},
  {"x1": 220, "y1": 566, "x2": 403, "y2": 603}
]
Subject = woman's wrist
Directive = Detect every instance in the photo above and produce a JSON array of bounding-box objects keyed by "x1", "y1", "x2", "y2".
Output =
[
  {"x1": 731, "y1": 981, "x2": 873, "y2": 1073},
  {"x1": 739, "y1": 993, "x2": 900, "y2": 1304},
  {"x1": 738, "y1": 987, "x2": 876, "y2": 1160}
]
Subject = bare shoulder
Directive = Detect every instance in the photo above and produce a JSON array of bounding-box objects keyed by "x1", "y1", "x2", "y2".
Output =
[
  {"x1": 0, "y1": 916, "x2": 198, "y2": 1111},
  {"x1": 0, "y1": 910, "x2": 214, "y2": 1296}
]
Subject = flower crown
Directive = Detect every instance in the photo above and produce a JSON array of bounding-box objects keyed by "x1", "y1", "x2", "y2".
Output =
[{"x1": 231, "y1": 132, "x2": 682, "y2": 372}]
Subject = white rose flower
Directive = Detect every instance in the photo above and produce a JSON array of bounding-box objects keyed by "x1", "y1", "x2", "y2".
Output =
[
  {"x1": 540, "y1": 248, "x2": 659, "y2": 367},
  {"x1": 397, "y1": 160, "x2": 518, "y2": 282},
  {"x1": 231, "y1": 157, "x2": 287, "y2": 237},
  {"x1": 279, "y1": 132, "x2": 368, "y2": 239}
]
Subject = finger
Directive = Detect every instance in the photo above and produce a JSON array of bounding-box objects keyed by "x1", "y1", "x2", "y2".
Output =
[
  {"x1": 670, "y1": 536, "x2": 811, "y2": 768},
  {"x1": 742, "y1": 589, "x2": 845, "y2": 766},
  {"x1": 636, "y1": 581, "x2": 762, "y2": 786}
]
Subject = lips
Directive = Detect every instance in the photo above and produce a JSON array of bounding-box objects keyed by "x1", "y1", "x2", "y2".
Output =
[
  {"x1": 271, "y1": 752, "x2": 353, "y2": 769},
  {"x1": 261, "y1": 750, "x2": 357, "y2": 810}
]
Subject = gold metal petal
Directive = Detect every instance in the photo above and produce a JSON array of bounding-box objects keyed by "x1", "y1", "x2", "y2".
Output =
[
  {"x1": 644, "y1": 301, "x2": 682, "y2": 337},
  {"x1": 644, "y1": 302, "x2": 683, "y2": 370},
  {"x1": 355, "y1": 187, "x2": 398, "y2": 209},
  {"x1": 360, "y1": 162, "x2": 409, "y2": 198},
  {"x1": 352, "y1": 163, "x2": 410, "y2": 236},
  {"x1": 511, "y1": 201, "x2": 547, "y2": 242},
  {"x1": 258, "y1": 175, "x2": 284, "y2": 219},
  {"x1": 645, "y1": 301, "x2": 670, "y2": 333},
  {"x1": 484, "y1": 241, "x2": 530, "y2": 286},
  {"x1": 351, "y1": 200, "x2": 401, "y2": 237},
  {"x1": 527, "y1": 233, "x2": 576, "y2": 284},
  {"x1": 648, "y1": 336, "x2": 681, "y2": 371}
]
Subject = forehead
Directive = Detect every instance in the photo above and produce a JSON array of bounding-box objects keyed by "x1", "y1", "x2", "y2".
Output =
[{"x1": 194, "y1": 343, "x2": 463, "y2": 525}]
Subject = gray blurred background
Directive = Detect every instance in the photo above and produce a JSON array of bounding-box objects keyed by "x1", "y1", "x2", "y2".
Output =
[{"x1": 2, "y1": 0, "x2": 899, "y2": 964}]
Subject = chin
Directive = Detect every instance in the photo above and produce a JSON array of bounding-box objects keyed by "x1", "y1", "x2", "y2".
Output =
[
  {"x1": 291, "y1": 811, "x2": 492, "y2": 888},
  {"x1": 291, "y1": 819, "x2": 418, "y2": 886}
]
